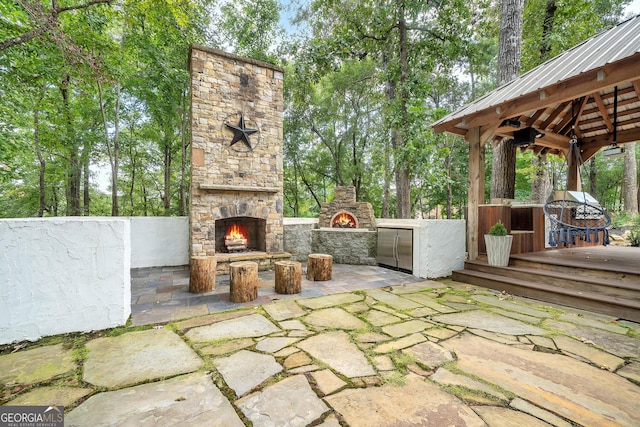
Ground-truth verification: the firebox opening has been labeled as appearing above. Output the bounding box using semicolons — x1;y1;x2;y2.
215;217;266;253
331;211;358;228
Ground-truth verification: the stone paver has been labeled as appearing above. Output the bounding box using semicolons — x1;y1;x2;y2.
66;373;244;427
558;312;629;334
0;344;75;386
7;386;92;407
83;329;203;388
473;295;552;318
402;341;453;368
472;406;552;427
200;337;254;356
432;368;507;401
255;337;299;353
488;307;541;324
297;331;375;378
544;319;640;358
443;334;640;427
297;293;363;310
214;350;282;397
366;288;422;310
389;280;447;294
185;313;280;342
402;293;458;313
364;309;401;326
617;361;640;383
510;398;571;427
433;310;546;335
527;335;557;350
235;375;328;427
316;415;341;427
311;369;347;395
303;307;366;330
284;351;313;369
553;335;625;371
278;319;306;330
325;374;485;427
382;319;430;337
373;333;427;353
263;300;306;321
424;328;459;340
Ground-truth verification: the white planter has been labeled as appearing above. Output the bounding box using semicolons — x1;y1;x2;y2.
484;234;513;267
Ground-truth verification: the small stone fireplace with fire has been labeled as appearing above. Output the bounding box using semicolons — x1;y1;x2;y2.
189;46;289;271
318;186;376;230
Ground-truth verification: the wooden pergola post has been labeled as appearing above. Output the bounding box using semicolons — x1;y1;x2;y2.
467;127;483;261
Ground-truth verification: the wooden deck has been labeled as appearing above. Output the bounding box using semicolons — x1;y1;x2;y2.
453;246;640;322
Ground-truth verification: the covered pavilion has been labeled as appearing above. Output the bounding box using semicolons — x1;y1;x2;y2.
432;14;640;260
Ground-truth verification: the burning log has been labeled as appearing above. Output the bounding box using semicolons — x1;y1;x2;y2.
225;224;249;252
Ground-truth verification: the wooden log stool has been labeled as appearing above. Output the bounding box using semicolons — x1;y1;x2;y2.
306;253;333;281
275;261;302;294
229;261;258;303
189;256;217;293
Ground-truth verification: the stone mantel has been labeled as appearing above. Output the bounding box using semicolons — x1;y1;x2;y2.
198;184;280;193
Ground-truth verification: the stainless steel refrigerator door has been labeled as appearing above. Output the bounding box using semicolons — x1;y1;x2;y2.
396;228;413;272
377;228;398;268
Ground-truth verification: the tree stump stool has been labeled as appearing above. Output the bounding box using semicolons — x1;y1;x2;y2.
306;253;333;281
189;256;217;293
229;261;258;303
275;261;302;294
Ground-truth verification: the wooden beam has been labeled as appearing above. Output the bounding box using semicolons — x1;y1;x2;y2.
592;92;614;132
532;132;572;153
467;127;482;261
451;53;640;132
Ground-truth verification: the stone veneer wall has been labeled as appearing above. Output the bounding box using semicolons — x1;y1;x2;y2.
318;186;376;230
189;45;285;256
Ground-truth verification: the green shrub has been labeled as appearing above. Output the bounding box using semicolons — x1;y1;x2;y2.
488;220;508;236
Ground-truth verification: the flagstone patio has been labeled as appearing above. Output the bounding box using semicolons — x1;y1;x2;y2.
2;265;640;426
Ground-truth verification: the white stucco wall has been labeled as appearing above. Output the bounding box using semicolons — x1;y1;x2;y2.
376;219;466;278
129;216;189;268
0;218;131;344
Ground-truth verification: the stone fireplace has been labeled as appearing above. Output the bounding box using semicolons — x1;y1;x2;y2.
318;186;376;230
189;46;285;260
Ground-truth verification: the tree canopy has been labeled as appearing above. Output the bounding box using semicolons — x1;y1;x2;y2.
0;0;637;219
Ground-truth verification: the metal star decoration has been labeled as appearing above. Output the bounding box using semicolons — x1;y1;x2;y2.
225;114;258;150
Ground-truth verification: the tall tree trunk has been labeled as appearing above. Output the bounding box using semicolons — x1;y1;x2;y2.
623;141;638;214
491;0;524;200
531;153;551;202
34;99;46;217
531;1;556;201
382;135;392;218
589;157;597;196
82;144;90;215
60;74;81;215
394;2;411;218
163;133;173;214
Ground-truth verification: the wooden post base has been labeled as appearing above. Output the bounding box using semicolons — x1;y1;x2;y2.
189;256;217;293
306;253;333;281
229;261;258;303
275;261;302;294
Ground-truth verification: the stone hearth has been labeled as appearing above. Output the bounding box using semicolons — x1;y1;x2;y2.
189;46;286;260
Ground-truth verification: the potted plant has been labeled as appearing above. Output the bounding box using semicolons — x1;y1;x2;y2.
485;220;513;267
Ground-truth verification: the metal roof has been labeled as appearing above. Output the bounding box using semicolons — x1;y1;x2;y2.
432;14;640;158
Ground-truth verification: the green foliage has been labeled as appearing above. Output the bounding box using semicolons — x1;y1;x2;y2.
630;215;640;247
488;220;508;236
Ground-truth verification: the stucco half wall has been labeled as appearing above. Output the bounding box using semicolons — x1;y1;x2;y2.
0;218;131;344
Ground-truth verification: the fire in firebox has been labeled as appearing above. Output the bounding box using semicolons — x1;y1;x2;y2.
332;212;357;228
225;224;249;252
